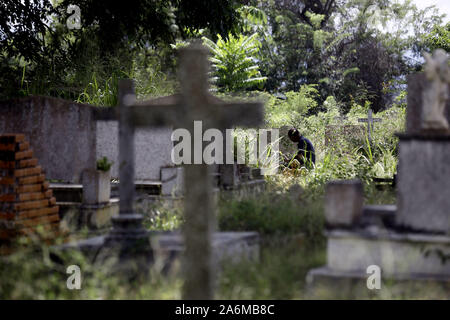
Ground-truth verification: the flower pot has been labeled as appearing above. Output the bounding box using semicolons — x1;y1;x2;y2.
82;169;111;204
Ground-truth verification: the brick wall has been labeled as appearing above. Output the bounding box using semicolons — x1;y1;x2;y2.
0;134;60;250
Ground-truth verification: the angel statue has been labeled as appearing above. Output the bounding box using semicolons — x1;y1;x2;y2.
421;49;450;131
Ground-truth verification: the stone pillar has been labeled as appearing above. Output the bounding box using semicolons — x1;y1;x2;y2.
396;73;450;234
104;80;149;248
396;135;450;233
325;180;364;227
161;167;184;196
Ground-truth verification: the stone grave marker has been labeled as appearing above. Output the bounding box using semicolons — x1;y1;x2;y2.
358;109;382;142
324;125;365;149
93;43;263;299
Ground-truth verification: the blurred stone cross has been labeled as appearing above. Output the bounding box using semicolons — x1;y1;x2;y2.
358;109;381;142
94;43;263;299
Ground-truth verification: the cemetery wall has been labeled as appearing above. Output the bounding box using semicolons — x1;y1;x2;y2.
0;96;174;183
0;96;96;183
96;122;174;181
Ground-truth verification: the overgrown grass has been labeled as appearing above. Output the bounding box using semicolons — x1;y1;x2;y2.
0;243;182;299
218;240;325;299
218;193;324;244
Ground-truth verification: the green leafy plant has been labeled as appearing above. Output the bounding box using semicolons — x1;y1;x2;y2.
96;156;113;172
202;33;267;92
76;73;119;106
424;22;450;52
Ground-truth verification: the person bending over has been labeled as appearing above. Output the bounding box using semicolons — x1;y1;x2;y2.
287;128;315;168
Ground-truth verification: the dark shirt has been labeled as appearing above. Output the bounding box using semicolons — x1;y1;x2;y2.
297;136;315;165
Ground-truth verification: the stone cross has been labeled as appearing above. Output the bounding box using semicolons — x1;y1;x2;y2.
358;109;381;142
94;43;263;299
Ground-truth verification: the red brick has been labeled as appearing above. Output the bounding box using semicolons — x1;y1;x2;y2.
18;142;30;151
16;206;59;220
15;166;41;178
44;190;53;198
0;194;15;202
49;197;56;206
19;222;60;238
18;174;45;185
0;177;14;185
15;150;33;160
18;158;38;168
0;144;15;151
16;214;59;228
0;134;25;143
42;181;49;190
0;212;15;220
0;161;15;169
18;192;46;202
17;184;41;193
14;199;49;211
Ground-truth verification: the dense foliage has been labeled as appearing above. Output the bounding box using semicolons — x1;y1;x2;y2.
203;33;267;92
424;22;450;52
0;0;241;100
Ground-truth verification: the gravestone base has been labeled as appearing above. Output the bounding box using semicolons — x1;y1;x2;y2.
306;266;450;299
221;179;266;197
58;199;119;236
111;181;162;198
306;225;450;299
55;231;260;274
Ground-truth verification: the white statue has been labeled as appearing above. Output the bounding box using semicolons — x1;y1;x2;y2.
421;49;450;131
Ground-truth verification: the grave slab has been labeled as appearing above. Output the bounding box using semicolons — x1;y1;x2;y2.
59;199;119;235
306;227;450;299
56;231;260;271
306;266;450;299
326;229;450;277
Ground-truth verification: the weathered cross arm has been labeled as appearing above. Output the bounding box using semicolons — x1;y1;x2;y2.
129;104;182;127
216;102;264;128
358;118;382;123
92;95;184;127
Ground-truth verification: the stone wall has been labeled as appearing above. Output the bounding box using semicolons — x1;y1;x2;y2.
96;122;173;181
0;96;96;183
0;96;175;183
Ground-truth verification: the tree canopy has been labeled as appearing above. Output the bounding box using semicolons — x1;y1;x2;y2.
1;0;448;112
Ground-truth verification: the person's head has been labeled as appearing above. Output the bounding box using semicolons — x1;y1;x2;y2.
288;127;301;142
